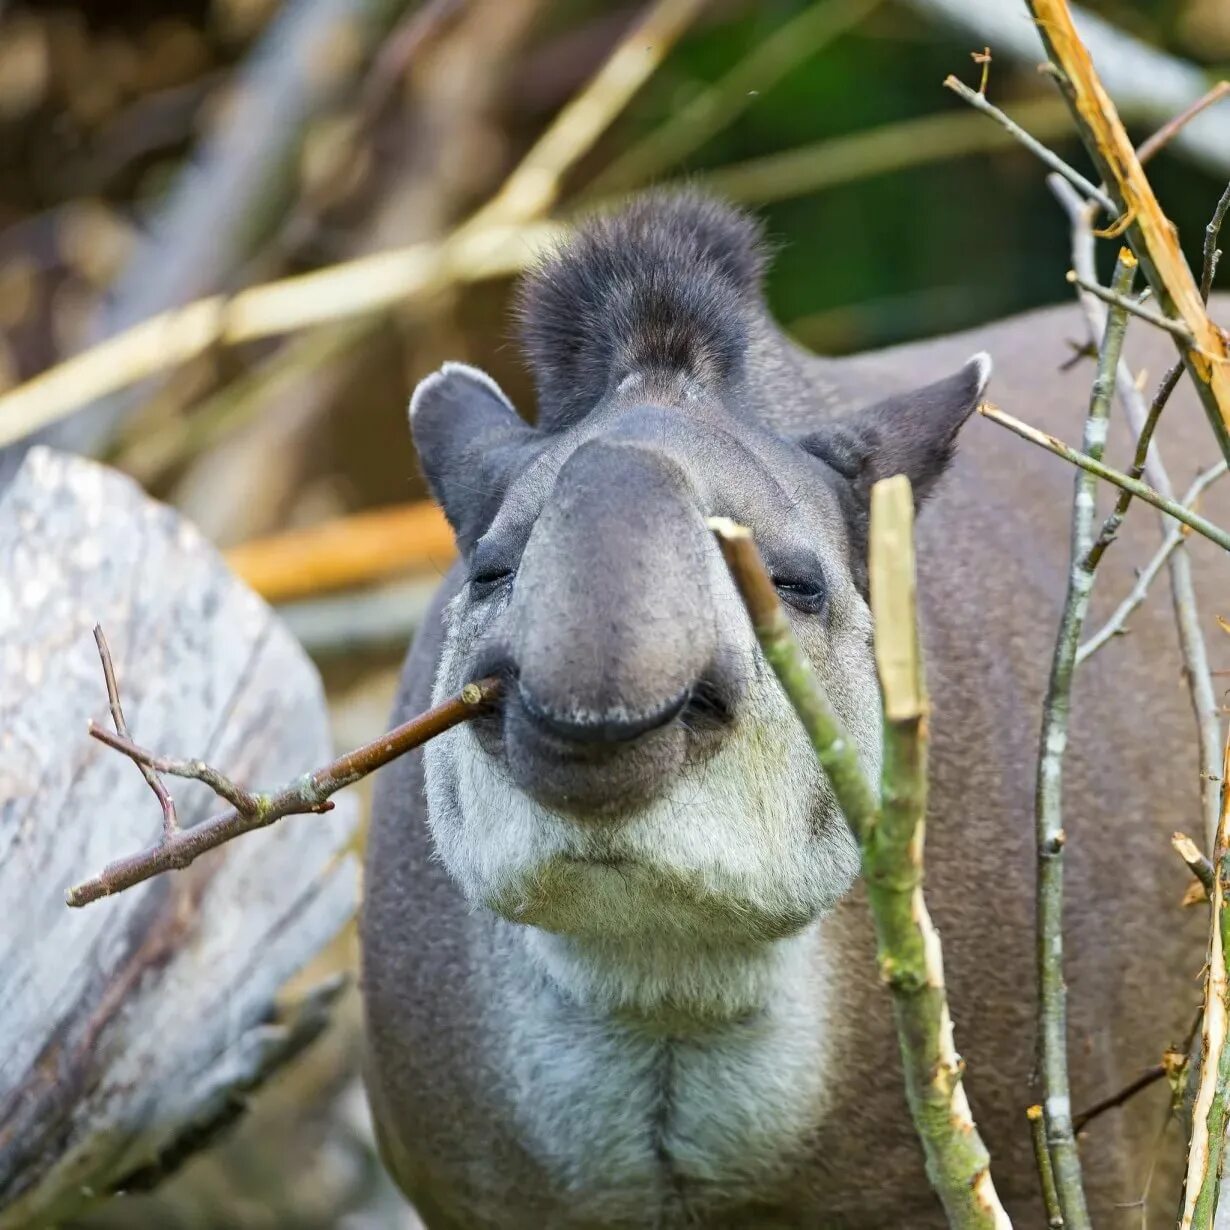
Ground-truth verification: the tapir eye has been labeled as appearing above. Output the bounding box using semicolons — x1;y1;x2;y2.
772;575;827;615
469;563;515;599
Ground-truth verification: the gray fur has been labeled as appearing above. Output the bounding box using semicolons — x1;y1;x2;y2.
363;193;1228;1227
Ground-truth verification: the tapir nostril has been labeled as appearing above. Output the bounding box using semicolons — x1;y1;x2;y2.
517;682;690;745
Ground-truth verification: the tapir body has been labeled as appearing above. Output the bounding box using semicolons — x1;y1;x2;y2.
361;193;1229;1227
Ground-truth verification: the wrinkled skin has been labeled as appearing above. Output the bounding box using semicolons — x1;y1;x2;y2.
362;193;1228;1228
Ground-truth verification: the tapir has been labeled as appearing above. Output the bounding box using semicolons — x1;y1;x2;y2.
361;190;1229;1227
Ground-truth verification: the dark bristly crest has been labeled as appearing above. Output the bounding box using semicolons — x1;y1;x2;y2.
517;190;767;430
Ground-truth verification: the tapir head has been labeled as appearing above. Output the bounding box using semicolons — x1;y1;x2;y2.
411;194;989;954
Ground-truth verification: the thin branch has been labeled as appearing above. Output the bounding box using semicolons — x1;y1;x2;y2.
1076;463;1227;664
1028;1105;1065;1228
1025;0;1230;463
68;644;500;908
1030;250;1136;1230
1082;362;1183;572
711;504;1011;1228
978;404;1230;555
92;626;179;840
1053;168;1224;849
1136;82;1230;167
942;74;1114;213
1065;272;1195;344
1174;832;1216;896
1202;180;1230;305
1071;1065;1168;1134
1180;733;1230;1229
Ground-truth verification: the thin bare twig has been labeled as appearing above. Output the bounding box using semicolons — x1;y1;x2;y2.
1136;82;1230;167
1180;733;1230;1228
1072;1065;1169;1135
978;404;1230;555
1082;361;1183;571
1031;250;1137;1230
1065;272;1195;344
92;626;179;840
1076;463;1227;663
1053;171;1224;849
942;74;1114;213
1028;1105;1065;1228
1202;181;1230;305
68;637;501;908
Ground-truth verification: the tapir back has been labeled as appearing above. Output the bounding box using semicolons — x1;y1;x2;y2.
363;294;1230;1227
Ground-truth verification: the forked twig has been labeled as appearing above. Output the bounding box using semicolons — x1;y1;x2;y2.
93;626;179;840
69;629;500;907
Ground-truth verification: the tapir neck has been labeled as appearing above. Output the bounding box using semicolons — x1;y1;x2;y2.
516;917;831;1029
482;914;841;1219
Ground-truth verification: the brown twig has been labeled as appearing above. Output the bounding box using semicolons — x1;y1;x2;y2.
1071;1065;1168;1134
92;626;179;840
1135;82;1230;167
68;638;500;907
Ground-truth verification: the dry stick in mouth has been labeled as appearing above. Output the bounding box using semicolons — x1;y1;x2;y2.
67;627;500;907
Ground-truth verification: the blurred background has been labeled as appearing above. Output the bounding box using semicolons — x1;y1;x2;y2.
0;0;1226;1224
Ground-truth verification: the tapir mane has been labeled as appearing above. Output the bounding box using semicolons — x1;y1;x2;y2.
516;190;768;431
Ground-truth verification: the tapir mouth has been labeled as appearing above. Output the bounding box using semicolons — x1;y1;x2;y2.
463;666;735;821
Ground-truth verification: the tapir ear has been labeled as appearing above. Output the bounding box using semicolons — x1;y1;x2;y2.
798;352;991;508
410;362;536;552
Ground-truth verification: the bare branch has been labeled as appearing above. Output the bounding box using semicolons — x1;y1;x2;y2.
1136;82;1230;167
68;641;500;908
1077;463;1227;663
1053;170;1225;846
1027;1106;1065;1228
1030;249;1138;1230
1071;1065;1169;1134
1180;733;1230;1229
1203;181;1230;305
92;625;179;840
1064;272;1195;343
978;404;1230;555
942;74;1114;213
